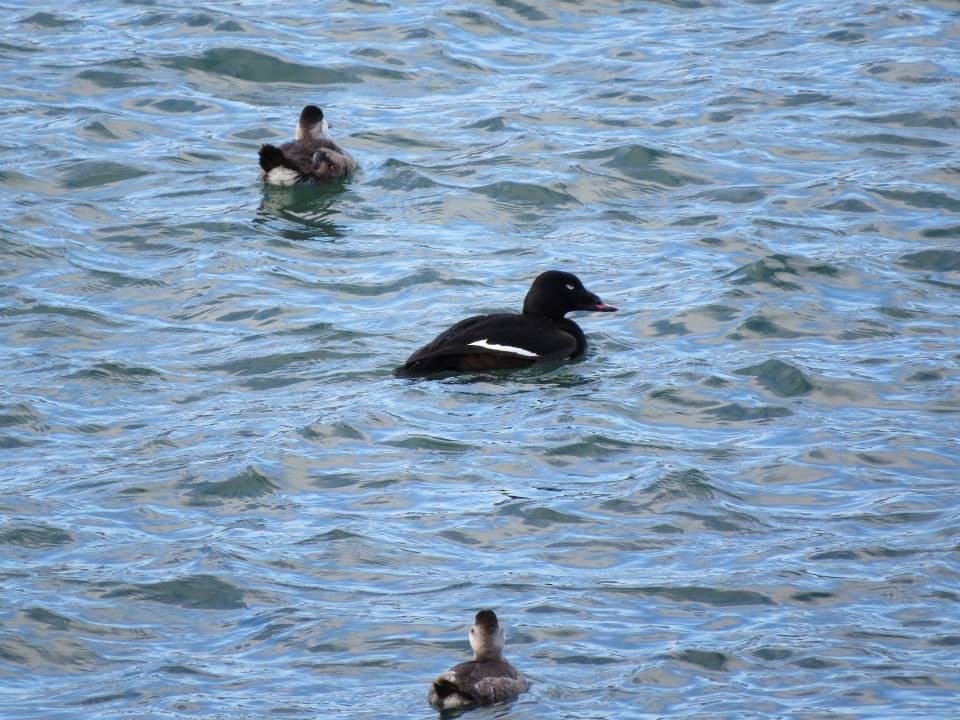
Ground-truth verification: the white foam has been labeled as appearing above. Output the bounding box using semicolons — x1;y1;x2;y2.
264;167;300;186
468;339;538;357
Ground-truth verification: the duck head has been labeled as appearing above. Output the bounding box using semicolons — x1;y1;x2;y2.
469;609;506;661
296;105;330;140
522;270;618;320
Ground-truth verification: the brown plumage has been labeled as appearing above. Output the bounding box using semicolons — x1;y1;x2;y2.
428;610;529;710
259;105;357;185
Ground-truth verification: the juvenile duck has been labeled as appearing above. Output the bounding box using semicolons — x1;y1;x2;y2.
259;105;357;185
428;610;529;710
396;270;618;377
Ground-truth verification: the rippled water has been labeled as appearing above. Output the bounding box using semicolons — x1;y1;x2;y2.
2;1;959;718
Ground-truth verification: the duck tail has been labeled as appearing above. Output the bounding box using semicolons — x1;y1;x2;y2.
258;144;308;183
432;678;461;700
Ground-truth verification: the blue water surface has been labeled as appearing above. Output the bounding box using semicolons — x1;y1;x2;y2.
1;1;959;718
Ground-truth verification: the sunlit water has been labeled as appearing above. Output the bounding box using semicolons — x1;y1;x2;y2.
1;1;959;718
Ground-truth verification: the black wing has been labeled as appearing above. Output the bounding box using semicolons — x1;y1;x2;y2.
395;314;578;377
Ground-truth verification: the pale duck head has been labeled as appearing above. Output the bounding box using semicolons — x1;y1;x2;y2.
469;609;506;661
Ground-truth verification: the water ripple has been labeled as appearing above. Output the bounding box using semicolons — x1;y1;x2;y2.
1;1;958;718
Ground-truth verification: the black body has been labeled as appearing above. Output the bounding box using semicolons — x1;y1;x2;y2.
396;270;617;377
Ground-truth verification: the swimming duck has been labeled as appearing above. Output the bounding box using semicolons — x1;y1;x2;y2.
395;270;617;377
258;105;357;185
428;610;529;710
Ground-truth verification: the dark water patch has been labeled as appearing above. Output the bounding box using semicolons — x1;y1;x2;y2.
352;131;451;150
302;420;366;442
82;268;166;289
841;133;948;149
575;144;706;188
25;607;76;631
444;9;518;36
71;690;142;707
75;70;143;89
132;97;219;115
672;214;721;226
19;12;80;28
24;608;151;639
70;362;163;384
753;218;845;237
790;591;836;604
188;466;279;503
781;91;835;106
824;29;867;43
727;254;841;290
809;549;858;560
199;349;345;376
471;181;579;207
921;225;960;239
465;114;511;131
704;403;792;421
854;112;958;130
499;504;586;528
367;160;441;191
545;434;635;458
0;635;105;673
672;649;730;671
384;435;472;452
863;60;953;85
163;48;408;84
835;321;896;341
871;188;960;212
0;435;36;449
610;584;774;607
876;306;924;320
651;319;687;336
819;198;877;213
702;376;730;388
729;314;806;339
905;369;941;382
160;663;218;677
648;388;716;408
76;118;152;142
58;161;148;189
646;469;734;503
0;402;48;432
734;358;813;397
753;647;792;661
491;0;549;22
301;529;364;543
551;653;621;665
0;301;139;326
794;656;838;669
328;268;479;297
103;574;247;609
0;523;73;548
898;249;960;272
701;187;767;204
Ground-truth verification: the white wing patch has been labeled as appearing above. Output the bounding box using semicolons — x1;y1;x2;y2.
264;166;301;186
469;339;538;358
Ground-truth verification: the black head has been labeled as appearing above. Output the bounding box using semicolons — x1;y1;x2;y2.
299;105;324;127
522;270;618;320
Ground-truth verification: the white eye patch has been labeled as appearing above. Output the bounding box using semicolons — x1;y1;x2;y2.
565;283;575;290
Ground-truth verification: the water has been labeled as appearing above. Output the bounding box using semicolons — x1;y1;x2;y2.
1;1;959;717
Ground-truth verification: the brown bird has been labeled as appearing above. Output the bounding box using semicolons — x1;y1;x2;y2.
428;610;530;710
259;105;357;185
